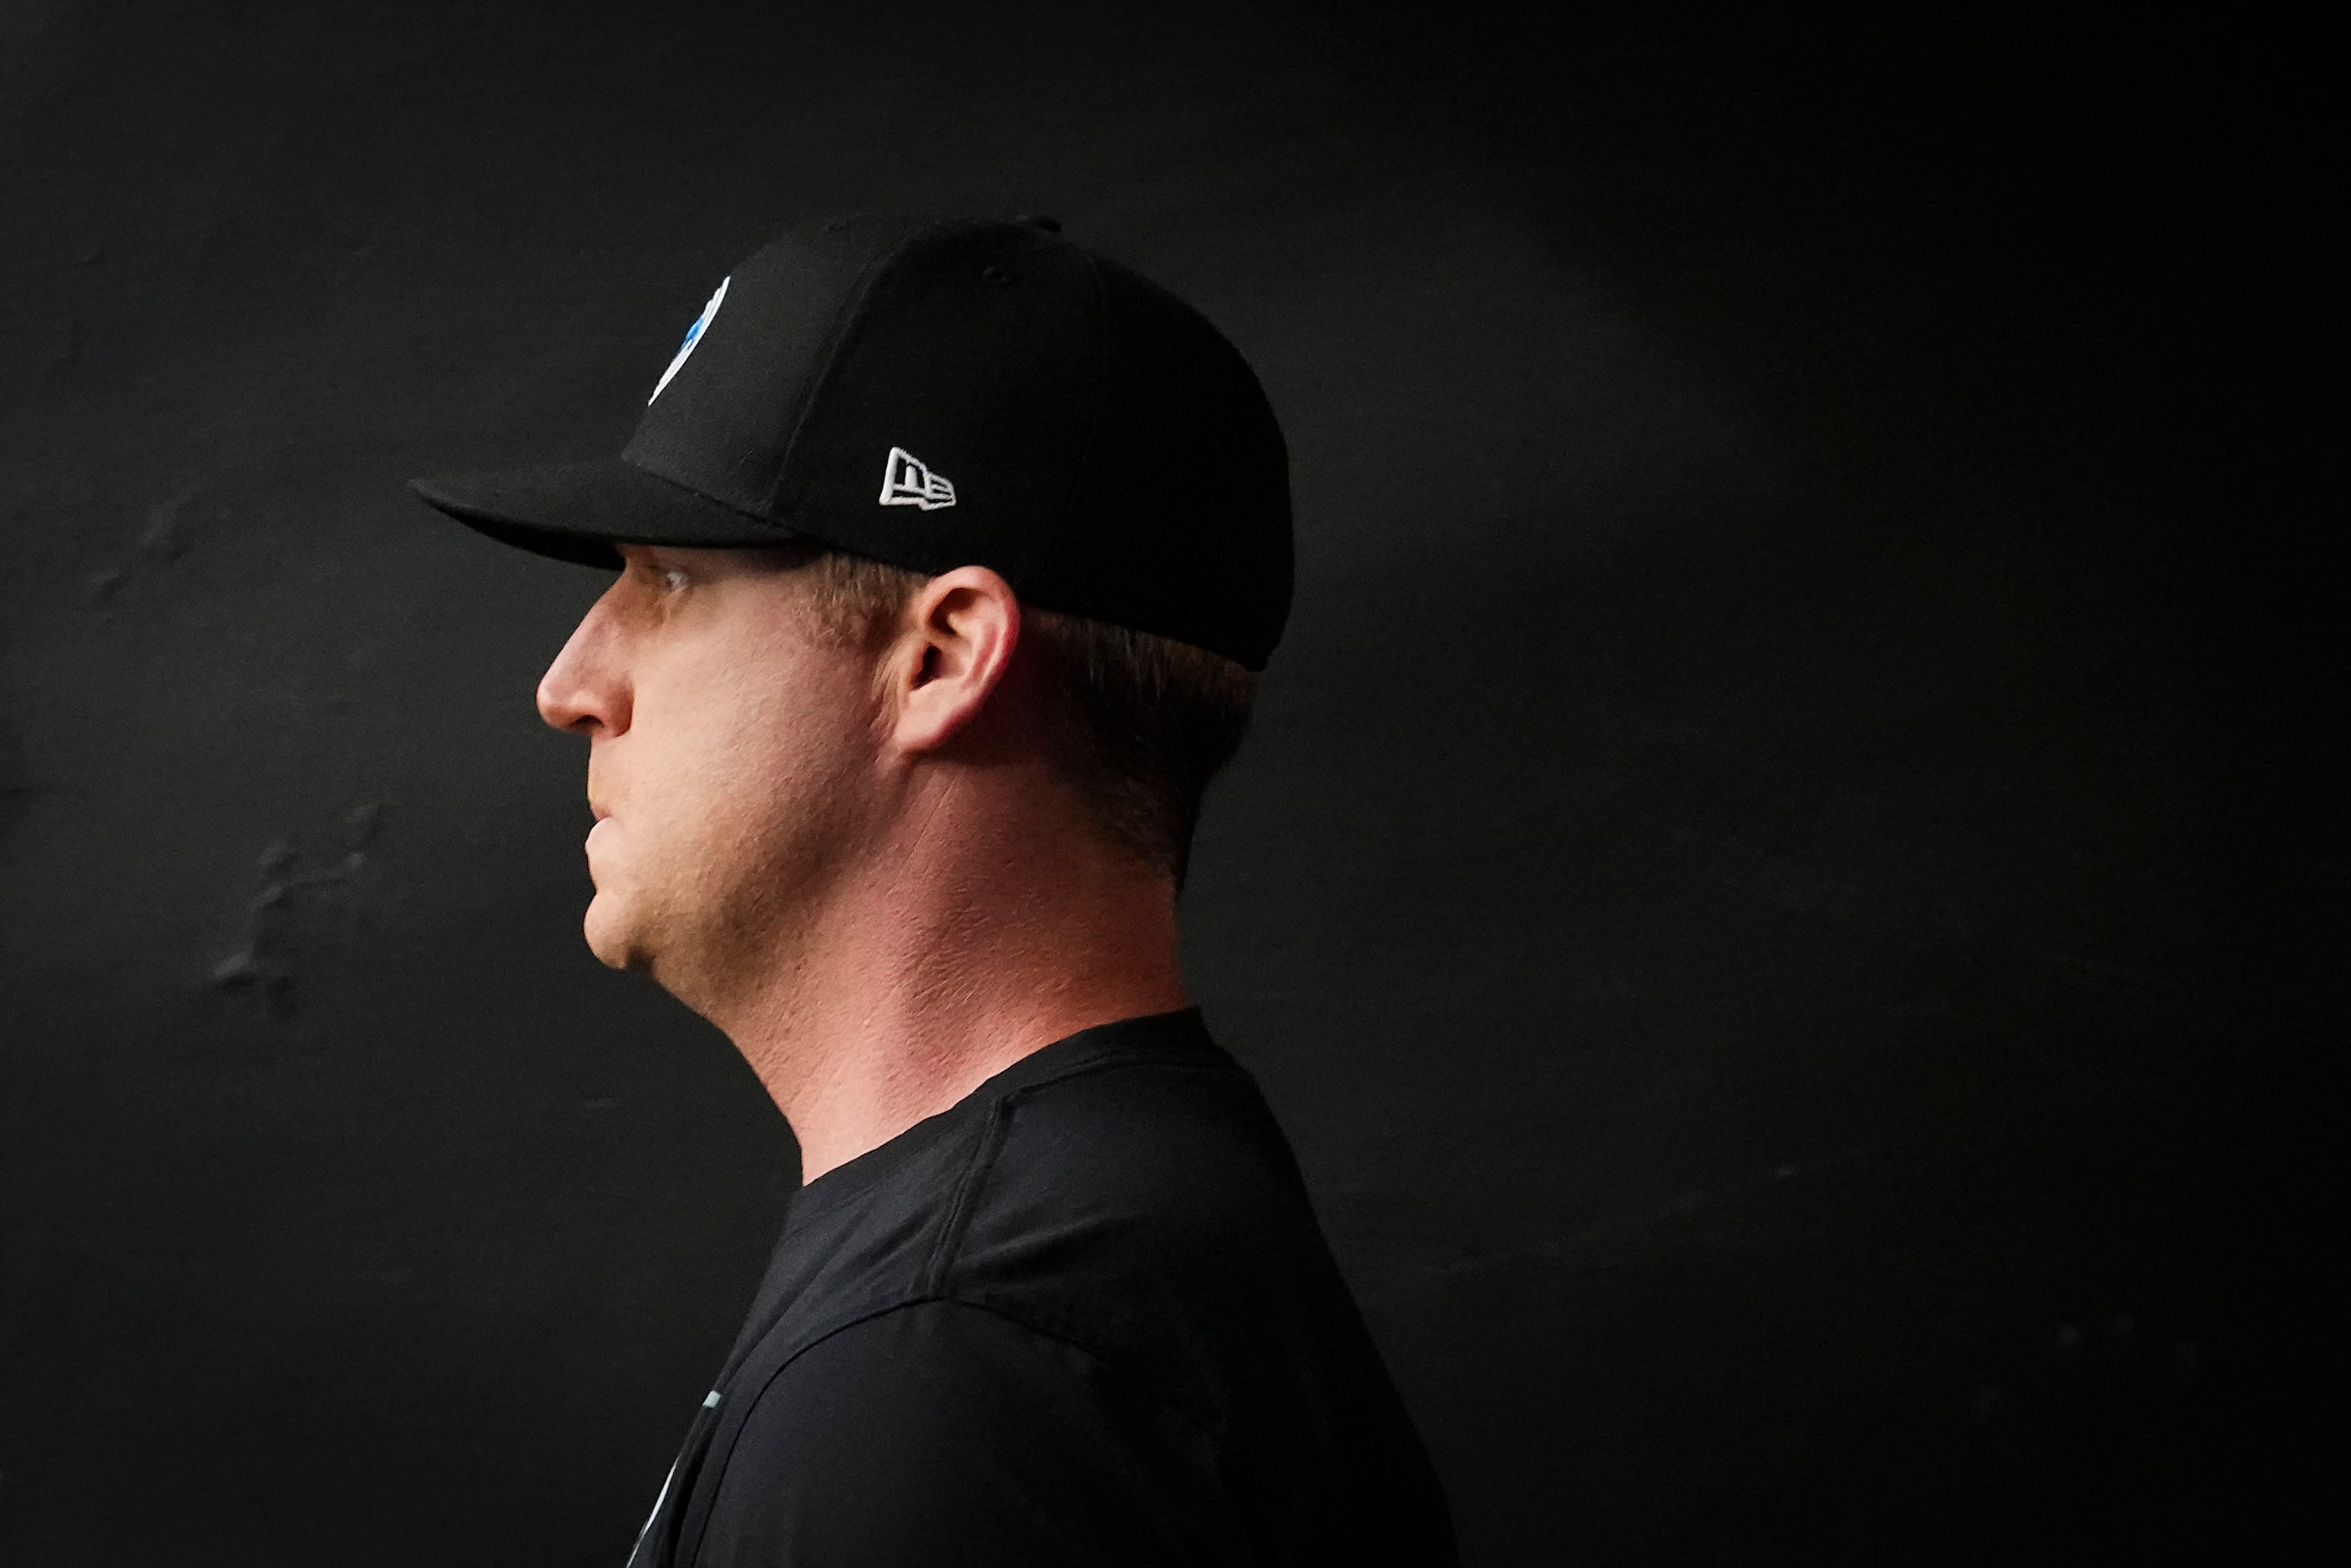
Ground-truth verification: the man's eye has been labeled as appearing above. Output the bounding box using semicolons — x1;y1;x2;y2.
661;568;690;591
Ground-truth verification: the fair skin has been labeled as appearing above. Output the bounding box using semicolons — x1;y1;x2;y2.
535;544;1188;1182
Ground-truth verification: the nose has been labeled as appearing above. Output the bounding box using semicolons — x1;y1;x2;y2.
536;596;631;737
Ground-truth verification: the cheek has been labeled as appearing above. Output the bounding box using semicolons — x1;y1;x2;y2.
670;651;874;867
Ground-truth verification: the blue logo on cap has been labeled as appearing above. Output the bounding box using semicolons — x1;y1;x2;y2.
648;276;729;404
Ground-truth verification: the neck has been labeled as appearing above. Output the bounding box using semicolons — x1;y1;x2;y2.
706;799;1188;1184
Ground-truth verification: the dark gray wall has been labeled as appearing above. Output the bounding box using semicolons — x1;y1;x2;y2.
1;3;2330;1562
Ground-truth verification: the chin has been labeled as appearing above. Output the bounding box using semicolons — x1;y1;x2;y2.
581;893;651;973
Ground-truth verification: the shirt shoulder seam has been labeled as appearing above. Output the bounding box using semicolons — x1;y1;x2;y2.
920;1100;1011;1292
919;1054;1239;1292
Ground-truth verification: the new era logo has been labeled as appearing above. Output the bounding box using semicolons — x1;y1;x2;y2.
879;447;956;511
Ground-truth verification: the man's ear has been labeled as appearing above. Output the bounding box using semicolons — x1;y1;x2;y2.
884;565;1023;756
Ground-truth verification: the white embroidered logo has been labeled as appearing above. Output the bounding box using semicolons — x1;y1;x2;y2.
879;446;956;510
647;276;729;404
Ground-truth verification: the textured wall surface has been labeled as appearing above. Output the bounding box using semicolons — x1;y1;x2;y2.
0;3;2330;1562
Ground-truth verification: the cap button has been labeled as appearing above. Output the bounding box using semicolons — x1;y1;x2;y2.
1013;213;1061;233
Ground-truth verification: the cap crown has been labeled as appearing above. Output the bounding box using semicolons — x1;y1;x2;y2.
622;216;1290;669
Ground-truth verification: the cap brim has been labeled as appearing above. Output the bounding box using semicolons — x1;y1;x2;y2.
410;459;803;569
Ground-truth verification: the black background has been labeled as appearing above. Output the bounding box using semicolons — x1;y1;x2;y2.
0;3;2333;1562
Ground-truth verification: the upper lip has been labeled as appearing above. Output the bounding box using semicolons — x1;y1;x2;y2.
590;801;611;822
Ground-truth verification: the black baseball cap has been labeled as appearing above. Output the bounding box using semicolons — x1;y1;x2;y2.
410;214;1292;670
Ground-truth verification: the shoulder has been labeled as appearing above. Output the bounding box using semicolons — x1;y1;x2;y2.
927;1036;1368;1435
957;1039;1330;1290
693;1299;1248;1567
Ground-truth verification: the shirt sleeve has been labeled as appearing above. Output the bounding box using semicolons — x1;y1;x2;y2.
687;1298;1251;1567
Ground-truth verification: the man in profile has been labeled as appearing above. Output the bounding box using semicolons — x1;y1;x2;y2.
412;213;1454;1565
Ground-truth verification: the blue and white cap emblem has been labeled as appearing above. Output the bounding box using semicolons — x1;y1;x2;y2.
648;276;729;404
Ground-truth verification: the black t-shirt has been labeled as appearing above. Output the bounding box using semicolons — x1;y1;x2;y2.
625;1008;1457;1566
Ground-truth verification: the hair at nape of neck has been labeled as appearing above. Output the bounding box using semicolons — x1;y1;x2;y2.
803;548;1254;887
